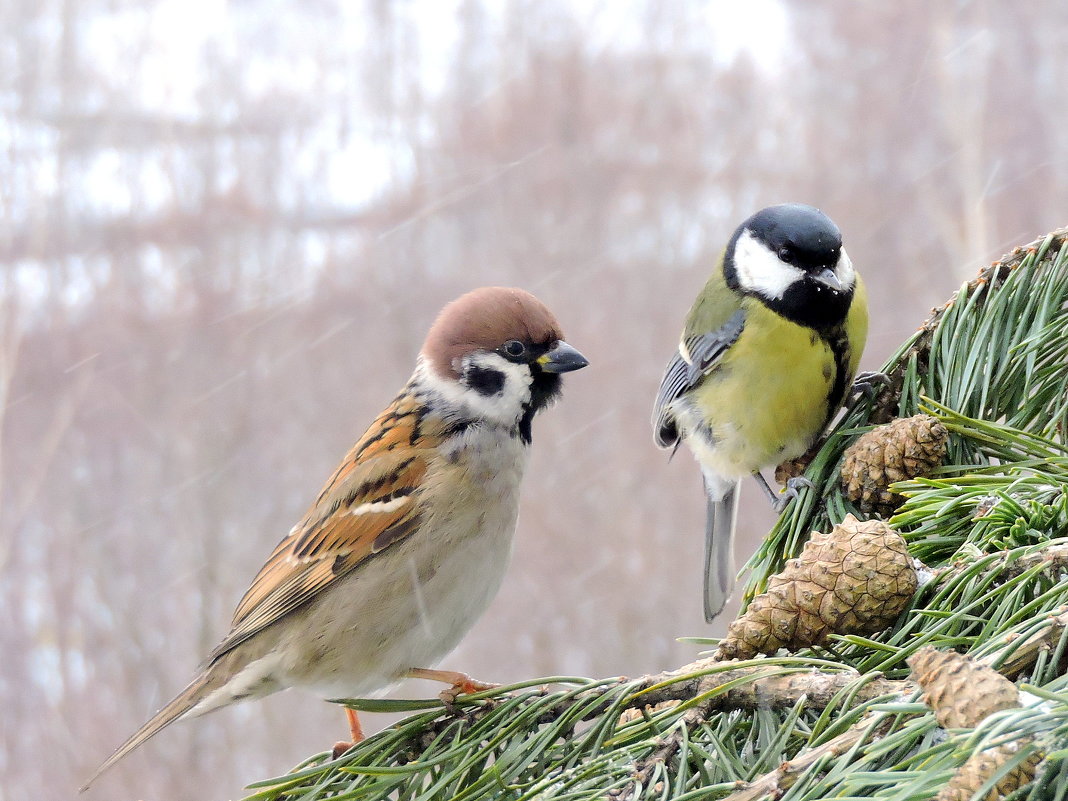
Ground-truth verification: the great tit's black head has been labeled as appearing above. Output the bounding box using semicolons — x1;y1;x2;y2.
745;204;842;272
724;203;856;331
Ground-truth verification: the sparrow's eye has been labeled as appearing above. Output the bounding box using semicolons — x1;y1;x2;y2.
777;247;793;263
502;340;527;359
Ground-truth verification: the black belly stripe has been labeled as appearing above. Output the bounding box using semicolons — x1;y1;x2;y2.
822;326;852;426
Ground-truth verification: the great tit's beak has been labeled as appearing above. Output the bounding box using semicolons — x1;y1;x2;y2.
536;341;589;373
812;267;844;292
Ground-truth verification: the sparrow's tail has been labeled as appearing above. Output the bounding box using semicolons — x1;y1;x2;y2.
702;479;739;623
80;670;217;792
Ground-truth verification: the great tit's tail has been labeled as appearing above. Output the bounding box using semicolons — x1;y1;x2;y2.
702;478;739;622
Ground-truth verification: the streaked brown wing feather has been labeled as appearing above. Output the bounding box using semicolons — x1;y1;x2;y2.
209;390;442;661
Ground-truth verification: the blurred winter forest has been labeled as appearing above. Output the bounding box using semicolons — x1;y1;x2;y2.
5;1;1068;798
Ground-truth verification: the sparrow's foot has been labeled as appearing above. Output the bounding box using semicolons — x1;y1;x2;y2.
754;472;814;512
407;667;500;711
852;370;892;399
330;708;365;759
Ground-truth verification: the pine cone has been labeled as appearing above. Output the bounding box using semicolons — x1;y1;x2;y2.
716;515;917;660
907;647;1020;729
936;740;1041;801
841;414;948;515
774;450;815;485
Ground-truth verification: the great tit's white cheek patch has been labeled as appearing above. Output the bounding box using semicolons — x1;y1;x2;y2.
836;248;856;290
734;229;804;300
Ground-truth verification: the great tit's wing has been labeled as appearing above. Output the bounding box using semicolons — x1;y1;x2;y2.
207;390;441;663
680;308;747;377
652;308;746;448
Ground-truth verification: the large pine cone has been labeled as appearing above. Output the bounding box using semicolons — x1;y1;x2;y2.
841;414;948;515
716;515;917;660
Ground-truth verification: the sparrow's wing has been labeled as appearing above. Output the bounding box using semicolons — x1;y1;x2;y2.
209;391;440;661
652;308;746;448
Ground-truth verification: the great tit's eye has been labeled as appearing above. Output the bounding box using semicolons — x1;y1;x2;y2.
502;340;527;358
777;246;793;263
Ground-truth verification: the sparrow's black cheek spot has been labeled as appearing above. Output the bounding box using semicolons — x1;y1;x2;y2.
465;365;506;396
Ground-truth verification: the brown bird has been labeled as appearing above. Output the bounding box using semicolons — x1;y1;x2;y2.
83;286;588;790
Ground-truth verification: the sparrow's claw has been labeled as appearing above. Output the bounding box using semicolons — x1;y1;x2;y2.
407;667;499;712
439;676;499;711
851;370;891;399
331;741;354;760
330;708;365;759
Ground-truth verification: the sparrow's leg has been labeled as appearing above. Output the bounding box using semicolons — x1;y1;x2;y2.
331;708;366;759
407;667;499;708
753;472;813;512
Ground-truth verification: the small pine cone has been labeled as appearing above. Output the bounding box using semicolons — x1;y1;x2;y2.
716;515;917;660
775;450;815;485
907;647;1020;729
936;740;1041;801
841;414;948;515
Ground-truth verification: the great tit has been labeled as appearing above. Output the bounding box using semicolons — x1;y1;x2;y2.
652;204;868;622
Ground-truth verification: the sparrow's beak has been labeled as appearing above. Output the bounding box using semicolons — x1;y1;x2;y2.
537;341;589;373
812;267;844;292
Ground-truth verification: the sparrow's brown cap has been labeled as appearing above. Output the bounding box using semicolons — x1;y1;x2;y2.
423;287;565;378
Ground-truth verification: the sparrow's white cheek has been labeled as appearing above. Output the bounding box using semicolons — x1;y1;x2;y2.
415;354;533;428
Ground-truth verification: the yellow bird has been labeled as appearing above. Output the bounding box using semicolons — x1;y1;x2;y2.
653;204;868;621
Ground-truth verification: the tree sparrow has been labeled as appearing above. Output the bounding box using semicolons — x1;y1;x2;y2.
83;286;588;789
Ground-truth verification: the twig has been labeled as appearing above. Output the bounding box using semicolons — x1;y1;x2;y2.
721;714;892;801
608;697;719;801
980;607;1068;679
406;661;903;755
1000;545;1068;580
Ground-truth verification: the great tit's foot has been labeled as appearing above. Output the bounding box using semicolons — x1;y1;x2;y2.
852;371;891;399
754;472;813;511
775;476;815;512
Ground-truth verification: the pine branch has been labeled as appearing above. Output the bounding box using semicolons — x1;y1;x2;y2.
866;227;1068;425
722;605;1068;801
721;714;894;801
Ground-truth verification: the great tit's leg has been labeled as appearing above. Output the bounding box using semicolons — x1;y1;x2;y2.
851;370;891;399
753;472;813;512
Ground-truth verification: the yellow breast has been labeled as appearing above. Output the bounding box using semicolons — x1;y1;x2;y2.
689;302;838;477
